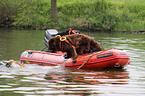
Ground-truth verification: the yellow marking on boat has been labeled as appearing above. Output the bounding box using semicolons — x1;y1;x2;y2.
25;61;30;64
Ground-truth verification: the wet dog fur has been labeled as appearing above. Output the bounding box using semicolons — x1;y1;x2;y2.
48;34;103;63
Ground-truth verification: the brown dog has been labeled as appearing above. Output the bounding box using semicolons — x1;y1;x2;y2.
48;34;103;63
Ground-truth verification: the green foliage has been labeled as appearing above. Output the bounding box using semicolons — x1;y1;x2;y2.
0;0;144;31
13;0;51;29
56;0;145;31
0;0;20;27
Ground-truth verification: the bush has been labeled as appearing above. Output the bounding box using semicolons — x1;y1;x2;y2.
0;0;20;27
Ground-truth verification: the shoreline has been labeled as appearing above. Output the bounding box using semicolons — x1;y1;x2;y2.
0;27;145;34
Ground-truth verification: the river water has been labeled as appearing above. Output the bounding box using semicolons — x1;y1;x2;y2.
0;29;145;96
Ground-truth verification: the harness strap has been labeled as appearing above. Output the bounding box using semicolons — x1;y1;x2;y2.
64;39;75;49
72;30;76;34
68;28;78;35
68;28;72;35
59;41;62;49
59;36;75;49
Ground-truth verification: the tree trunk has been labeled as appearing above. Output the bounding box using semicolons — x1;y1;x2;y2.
51;0;57;19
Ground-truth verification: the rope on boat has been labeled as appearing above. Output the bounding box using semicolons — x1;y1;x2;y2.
59;49;108;69
77;52;97;69
77;49;108;69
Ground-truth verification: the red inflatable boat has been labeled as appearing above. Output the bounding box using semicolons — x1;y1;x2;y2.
20;48;130;69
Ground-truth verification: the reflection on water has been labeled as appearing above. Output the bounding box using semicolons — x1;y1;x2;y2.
0;29;145;95
45;69;129;85
44;69;129;95
0;63;129;95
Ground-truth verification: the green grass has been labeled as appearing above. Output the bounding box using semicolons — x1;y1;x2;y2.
56;0;145;31
0;0;145;31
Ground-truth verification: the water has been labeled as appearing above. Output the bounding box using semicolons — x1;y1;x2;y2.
0;29;145;96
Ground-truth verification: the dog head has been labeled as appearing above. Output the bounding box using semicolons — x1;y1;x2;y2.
56;28;80;36
48;36;61;52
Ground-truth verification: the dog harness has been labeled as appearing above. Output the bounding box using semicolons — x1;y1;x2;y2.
59;36;75;49
68;28;78;35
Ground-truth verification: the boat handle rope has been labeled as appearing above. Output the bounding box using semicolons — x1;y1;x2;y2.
77;52;97;69
59;49;108;69
77;49;108;69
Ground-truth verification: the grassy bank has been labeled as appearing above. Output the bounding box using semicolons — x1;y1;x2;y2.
0;0;145;31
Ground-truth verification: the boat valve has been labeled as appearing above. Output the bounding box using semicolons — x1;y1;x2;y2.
114;63;120;68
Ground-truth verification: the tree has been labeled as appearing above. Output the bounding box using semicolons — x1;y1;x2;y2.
51;0;57;19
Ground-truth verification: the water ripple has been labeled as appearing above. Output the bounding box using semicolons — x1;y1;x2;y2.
1;31;145;96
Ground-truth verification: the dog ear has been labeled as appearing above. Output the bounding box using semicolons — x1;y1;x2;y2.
48;39;55;50
48;37;61;52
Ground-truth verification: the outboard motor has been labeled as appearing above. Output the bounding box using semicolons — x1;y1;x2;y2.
43;29;58;48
